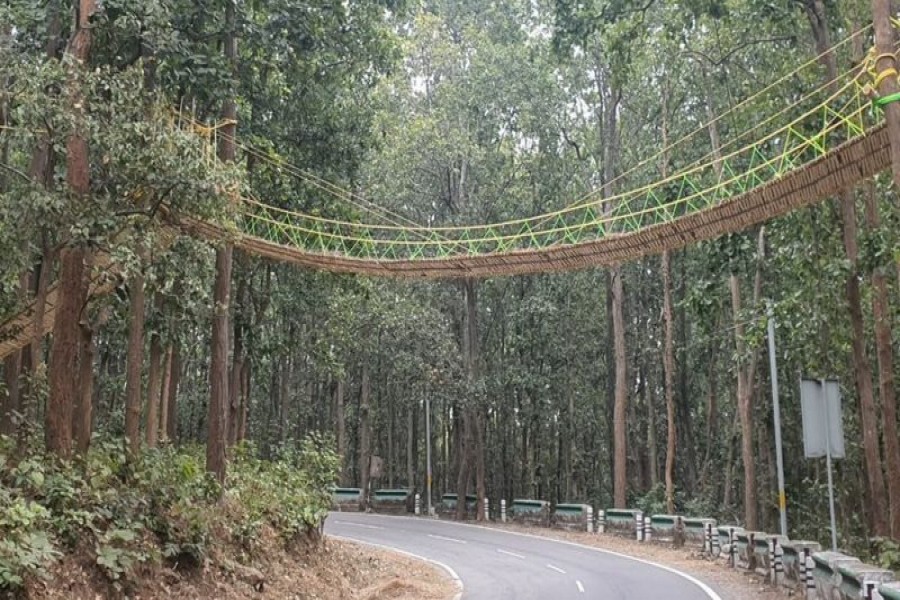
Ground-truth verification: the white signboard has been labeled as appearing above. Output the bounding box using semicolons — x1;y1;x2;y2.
800;378;845;459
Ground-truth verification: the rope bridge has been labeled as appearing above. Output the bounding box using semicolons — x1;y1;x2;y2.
0;26;896;358
178;55;888;277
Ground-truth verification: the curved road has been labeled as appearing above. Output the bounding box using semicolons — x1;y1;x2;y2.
324;512;722;600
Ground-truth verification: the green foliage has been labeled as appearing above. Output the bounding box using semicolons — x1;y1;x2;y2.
871;538;900;573
0;435;336;591
230;435;340;547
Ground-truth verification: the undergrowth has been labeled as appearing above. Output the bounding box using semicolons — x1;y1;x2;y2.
0;434;338;595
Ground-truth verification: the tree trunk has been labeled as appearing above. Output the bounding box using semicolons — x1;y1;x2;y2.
839;190;888;535
730;228;766;531
335;379;348;484
455;410;473;520
359;363;372;510
146;321;162;448
207;0;237;485
124;265;146;457
732;273;757;530
407;400;417;490
159;345;173;443
2;353;20;435
870;0;900;187
611;266;628;508
166;341;180;441
864;184;900;540
643;363;659;489
237;359;250;442
73;321;94;454
207;244;231;484
47;247;85;458
808;0;890;538
228;270;245;446
46;0;95;459
662;250;677;513
29;241;52;378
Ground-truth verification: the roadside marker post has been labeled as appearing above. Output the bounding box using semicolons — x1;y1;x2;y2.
500;499;507;523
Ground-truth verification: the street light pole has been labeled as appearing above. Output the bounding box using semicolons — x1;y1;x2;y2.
767;305;788;536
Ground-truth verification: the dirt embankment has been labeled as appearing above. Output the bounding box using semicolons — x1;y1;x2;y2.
23;537;457;600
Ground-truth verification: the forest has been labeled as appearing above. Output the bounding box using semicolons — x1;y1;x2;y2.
2;0;900;592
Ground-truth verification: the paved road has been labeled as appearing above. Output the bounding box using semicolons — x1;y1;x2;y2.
324;512;721;600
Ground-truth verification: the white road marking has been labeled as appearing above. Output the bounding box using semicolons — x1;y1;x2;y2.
497;548;525;559
332;520;384;530
328;513;724;600
576;580;585;593
428;534;468;544
546;563;566;574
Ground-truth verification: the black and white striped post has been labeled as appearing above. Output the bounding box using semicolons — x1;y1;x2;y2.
415;493;421;515
586;506;594;533
865;582;877;600
484;497;490;521
769;537;783;585
804;553;815;598
598;510;606;533
500;499;507;523
729;529;738;569
636;512;645;542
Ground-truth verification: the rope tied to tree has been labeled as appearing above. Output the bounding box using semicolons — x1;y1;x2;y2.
860;47;900;108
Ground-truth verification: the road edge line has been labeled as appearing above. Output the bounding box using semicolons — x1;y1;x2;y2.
442;521;723;600
328;533;464;600
334;514;722;600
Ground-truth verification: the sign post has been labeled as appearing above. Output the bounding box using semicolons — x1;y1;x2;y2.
800;378;845;550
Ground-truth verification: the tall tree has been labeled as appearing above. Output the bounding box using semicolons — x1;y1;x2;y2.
47;0;96;458
207;0;238;485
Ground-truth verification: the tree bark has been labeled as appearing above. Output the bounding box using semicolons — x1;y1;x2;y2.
165;341;180;441
659;85;677;513
359;362;372;510
159;345;173;443
47;247;85;458
124;267;146;457
46;0;95;460
611;266;628;508
228;269;246;446
207;0;238;485
237;359;250;442
806;0;889;536
335;379;348;484
863;184;900;540
730;228;766;531
870;0;900;187
207;244;232;484
146;319;163;448
840;191;888;535
73;320;94;454
662;251;677;513
407;399;418;490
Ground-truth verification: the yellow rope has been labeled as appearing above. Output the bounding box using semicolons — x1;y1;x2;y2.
236;75;861;235
548;23;873;215
173;25;871;235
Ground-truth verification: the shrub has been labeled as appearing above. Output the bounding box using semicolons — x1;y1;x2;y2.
0;433;339;592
